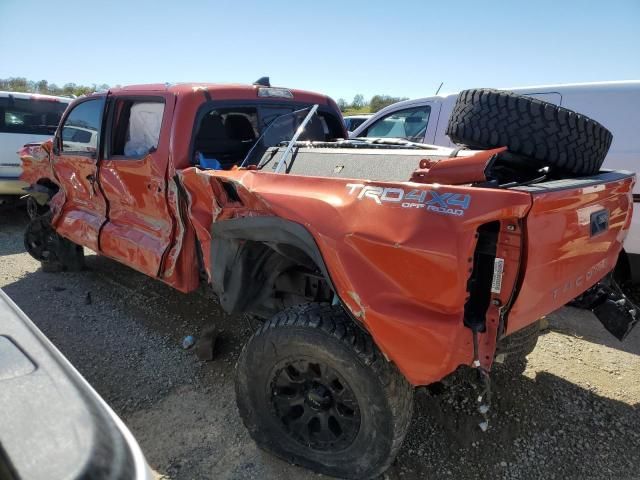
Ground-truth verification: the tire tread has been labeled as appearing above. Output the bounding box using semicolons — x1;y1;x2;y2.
445;88;613;176
236;303;413;479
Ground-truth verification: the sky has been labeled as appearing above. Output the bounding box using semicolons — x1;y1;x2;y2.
1;0;639;102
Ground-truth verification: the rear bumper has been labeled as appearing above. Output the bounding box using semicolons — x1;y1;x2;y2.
573;274;638;340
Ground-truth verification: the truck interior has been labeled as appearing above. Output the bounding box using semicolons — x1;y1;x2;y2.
191;104;344;170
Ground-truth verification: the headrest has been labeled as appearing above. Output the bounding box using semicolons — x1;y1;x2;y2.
225;114;255;141
198;114;226;139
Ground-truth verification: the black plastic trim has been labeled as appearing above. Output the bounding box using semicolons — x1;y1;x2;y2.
513;170;634;193
210;216;336;313
464;221;500;333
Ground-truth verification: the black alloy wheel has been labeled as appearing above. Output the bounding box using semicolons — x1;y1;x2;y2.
270;359;361;451
235;303;414;479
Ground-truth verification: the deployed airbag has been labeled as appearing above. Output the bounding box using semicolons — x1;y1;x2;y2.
124;102;164;157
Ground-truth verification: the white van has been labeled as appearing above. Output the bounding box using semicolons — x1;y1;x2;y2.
351;81;640;282
0;91;71;203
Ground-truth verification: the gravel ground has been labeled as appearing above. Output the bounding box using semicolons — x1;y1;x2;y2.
1;207;639;480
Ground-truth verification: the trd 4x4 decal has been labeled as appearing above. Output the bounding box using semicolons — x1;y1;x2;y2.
345;183;471;217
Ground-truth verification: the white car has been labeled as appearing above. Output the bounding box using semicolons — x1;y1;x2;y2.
0;91;71;203
352;81;640;282
61;125;98;153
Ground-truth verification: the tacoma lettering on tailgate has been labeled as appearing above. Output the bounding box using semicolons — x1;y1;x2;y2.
551;259;608;300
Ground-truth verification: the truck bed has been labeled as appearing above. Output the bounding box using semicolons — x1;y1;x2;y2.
259;143;457;181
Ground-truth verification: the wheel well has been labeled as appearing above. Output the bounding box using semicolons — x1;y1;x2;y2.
210;217;335;318
34;179;60;200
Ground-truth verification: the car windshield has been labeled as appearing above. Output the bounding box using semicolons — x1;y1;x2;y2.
363;106;430;143
242;106;318;169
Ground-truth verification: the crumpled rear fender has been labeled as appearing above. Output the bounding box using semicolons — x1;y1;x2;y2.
178;167;533;385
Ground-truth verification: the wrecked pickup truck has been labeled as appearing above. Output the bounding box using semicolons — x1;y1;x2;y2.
21;84;638;479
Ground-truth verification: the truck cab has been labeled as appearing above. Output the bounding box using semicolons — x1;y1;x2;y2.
21;82;345;282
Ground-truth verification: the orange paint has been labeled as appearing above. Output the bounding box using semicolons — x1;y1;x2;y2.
20;83;635;386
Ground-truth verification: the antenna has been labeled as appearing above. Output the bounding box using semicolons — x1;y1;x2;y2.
435;82;444;95
253;76;271;87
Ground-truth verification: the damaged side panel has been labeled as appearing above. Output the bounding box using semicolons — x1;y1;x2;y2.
177;168;533;385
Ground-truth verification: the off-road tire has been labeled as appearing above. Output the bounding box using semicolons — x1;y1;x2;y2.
26;195;49;220
495;320;541;374
446;89;613;177
24;214;84;272
235;303;414;479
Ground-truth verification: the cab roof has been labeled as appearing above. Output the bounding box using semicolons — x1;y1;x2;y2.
107;83;334;105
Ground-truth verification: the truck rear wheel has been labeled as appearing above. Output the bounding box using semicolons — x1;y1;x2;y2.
446;89;613;177
235;303;413;479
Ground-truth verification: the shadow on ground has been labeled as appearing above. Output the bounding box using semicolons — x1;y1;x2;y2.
392;365;639;480
0;206;28;256
548;307;640;356
2;251;244;414
2;253;639;479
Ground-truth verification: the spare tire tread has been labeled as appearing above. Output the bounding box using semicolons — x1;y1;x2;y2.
446;89;613;176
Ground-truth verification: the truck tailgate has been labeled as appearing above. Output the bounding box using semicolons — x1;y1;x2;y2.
506;171;635;334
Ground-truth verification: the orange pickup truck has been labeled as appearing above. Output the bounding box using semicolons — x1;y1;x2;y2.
20;83;638;479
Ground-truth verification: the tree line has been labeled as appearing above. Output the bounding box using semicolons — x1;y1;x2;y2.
0;77;111;97
1;77;407;113
337;94;409;113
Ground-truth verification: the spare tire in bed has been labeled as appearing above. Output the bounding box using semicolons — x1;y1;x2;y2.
445;88;613;177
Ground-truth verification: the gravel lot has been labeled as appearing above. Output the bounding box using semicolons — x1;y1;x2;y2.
1;207;639;480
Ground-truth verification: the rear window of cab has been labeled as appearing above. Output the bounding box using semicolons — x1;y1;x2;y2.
191;102;344;169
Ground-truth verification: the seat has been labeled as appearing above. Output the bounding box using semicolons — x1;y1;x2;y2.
195;114;229;149
194;114;244;166
224;114;256;142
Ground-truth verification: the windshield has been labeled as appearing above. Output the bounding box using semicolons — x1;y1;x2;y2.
242;106;320;169
0;97;68;135
363;106;430;143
